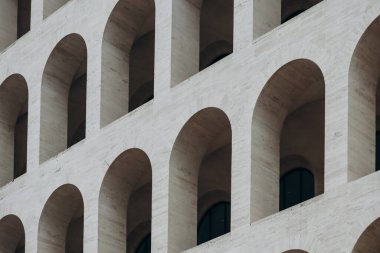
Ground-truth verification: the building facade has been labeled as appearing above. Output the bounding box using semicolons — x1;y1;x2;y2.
0;0;379;252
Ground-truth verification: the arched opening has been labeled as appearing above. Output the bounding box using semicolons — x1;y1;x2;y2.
171;0;233;86
199;0;233;71
101;0;155;127
283;250;309;253
281;0;322;23
251;59;325;221
38;184;84;253
0;74;28;187
43;0;70;18
0;0;31;51
0;215;25;253
251;0;323;39
40;33;87;163
280;168;314;210
135;234;151;253
169;107;232;251
352;218;380;253
349;15;380;180
197;202;230;245
99;148;152;253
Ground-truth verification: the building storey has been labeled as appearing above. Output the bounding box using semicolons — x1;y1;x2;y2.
0;0;379;252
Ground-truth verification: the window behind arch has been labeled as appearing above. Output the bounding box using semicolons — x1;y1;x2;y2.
376;131;380;171
135;234;151;253
280;168;315;210
197;202;230;245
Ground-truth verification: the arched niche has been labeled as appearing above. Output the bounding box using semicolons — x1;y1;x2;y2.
0;215;25;253
283;250;309;253
348;15;380;181
0;0;31;51
251;0;323;39
43;0;70;19
352;218;380;253
98;148;152;253
38;184;84;253
251;59;325;221
168;107;232;251
39;33;87;163
171;0;233;86
0;74;28;186
281;0;322;23
101;0;155;127
199;0;233;71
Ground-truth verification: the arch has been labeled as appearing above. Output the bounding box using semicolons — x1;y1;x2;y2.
98;148;152;253
43;0;70;18
348;15;380;181
0;0;31;51
251;0;323;40
281;0;322;23
280;168;315;210
199;0;233;70
0;215;25;253
169;107;232;251
197;201;230;245
0;74;28;186
40;33;87;163
283;250;309;253
352;217;380;253
135;234;151;253
199;40;233;71
170;0;233;86
101;0;155;127
251;59;325;221
38;184;84;253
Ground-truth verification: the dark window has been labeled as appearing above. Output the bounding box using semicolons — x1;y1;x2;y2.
376;131;380;171
136;234;151;253
282;9;306;23
17;0;31;38
280;168;315;210
208;53;231;67
197;202;230;245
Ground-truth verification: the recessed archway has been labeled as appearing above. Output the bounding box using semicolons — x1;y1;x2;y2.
40;33;87;163
281;0;323;23
101;0;155;127
349;15;380;180
0;74;28;186
0;0;31;51
38;184;84;253
352;218;380;253
251;59;325;221
99;148;152;253
199;0;233;71
0;215;25;253
283;250;309;253
169;107;232;251
43;0;70;18
171;0;233;86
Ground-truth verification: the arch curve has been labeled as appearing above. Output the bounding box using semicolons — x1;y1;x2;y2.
251;58;325;221
352;217;380;253
99;148;152;253
348;14;380;181
40;33;87;163
38;184;84;253
101;0;156;127
0;73;28;186
169;107;232;251
0;214;25;253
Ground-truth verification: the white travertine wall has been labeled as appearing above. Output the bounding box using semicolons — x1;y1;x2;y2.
0;0;379;252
